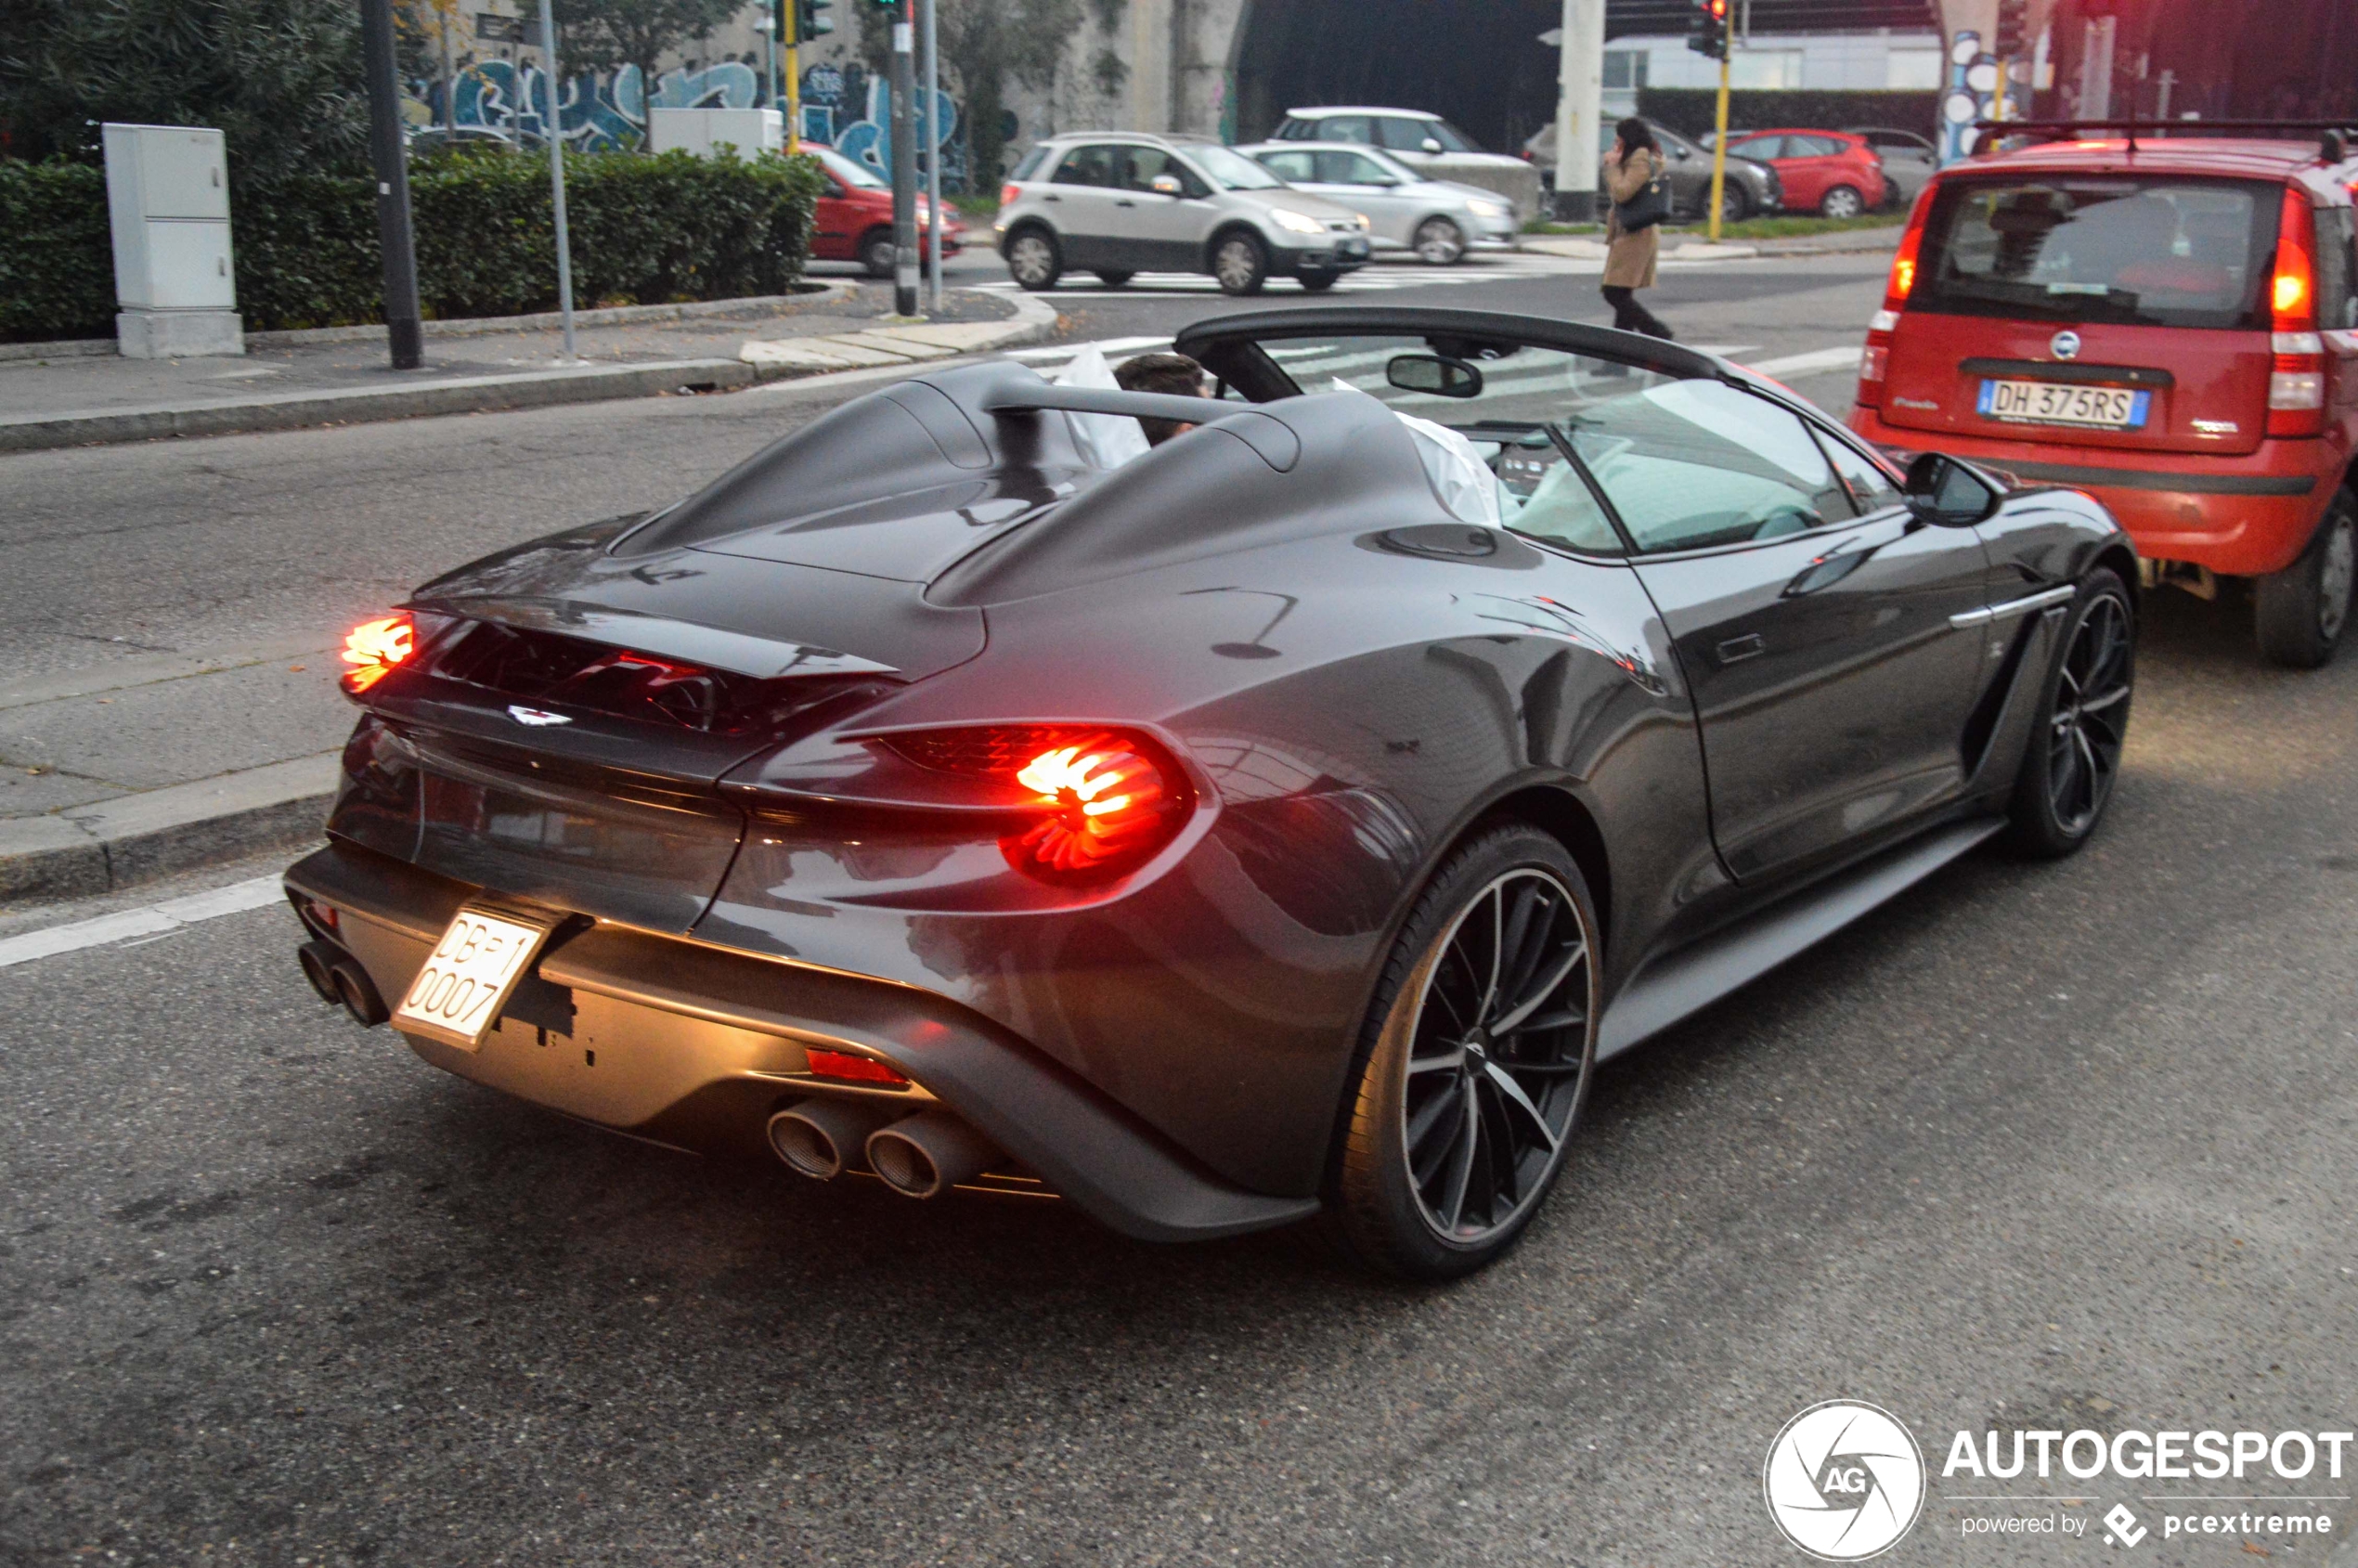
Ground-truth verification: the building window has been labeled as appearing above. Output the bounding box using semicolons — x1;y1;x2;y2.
1730;49;1803;89
1601;50;1648;92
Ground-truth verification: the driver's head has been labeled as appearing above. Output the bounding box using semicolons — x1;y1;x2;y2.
1115;352;1208;446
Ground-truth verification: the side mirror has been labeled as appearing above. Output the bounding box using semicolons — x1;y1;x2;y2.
1673;146;1692;160
1386;353;1484;398
1421;137;1444;154
1903;452;2002;525
1149;173;1185;197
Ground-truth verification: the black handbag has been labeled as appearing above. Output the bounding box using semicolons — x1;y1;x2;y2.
1614;155;1671;232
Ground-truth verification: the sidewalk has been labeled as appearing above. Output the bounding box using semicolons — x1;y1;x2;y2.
0;282;1056;454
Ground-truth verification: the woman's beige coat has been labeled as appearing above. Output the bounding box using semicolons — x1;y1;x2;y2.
1601;147;1661;290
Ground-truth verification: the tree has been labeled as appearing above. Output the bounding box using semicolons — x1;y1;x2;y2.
551;0;748;115
852;0;1080;185
0;0;368;178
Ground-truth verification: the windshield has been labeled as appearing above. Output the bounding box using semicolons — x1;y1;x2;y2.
1912;175;2278;329
812;145;889;191
1187;145;1286;190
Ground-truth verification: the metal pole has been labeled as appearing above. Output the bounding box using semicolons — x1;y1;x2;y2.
537;0;578;358
922;0;941;311
359;0;424;369
1550;0;1602;223
1706;7;1731;242
784;0;800;156
888;0;918;317
439;3;457;133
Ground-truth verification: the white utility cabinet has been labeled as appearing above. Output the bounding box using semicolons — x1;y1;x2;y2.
103;123;245;357
645;108;784;158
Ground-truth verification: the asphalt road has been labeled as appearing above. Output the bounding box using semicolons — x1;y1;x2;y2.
6;255;2354;1566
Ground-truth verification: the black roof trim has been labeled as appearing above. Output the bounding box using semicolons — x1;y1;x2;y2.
1172;306;1729;383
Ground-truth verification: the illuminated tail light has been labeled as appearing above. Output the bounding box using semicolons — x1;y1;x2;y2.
2269;184;2326;437
806;1048;910;1087
1860;188;1931;409
340;614;415;694
1000;182;1019;208
881;725;1190;881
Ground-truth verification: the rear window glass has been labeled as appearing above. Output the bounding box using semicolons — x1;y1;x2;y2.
1009;145;1049;180
1912;175;2280;329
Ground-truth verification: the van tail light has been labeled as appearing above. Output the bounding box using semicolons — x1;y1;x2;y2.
2269;185;2326;436
999;182;1019;208
877;725;1192;882
341;614;416;694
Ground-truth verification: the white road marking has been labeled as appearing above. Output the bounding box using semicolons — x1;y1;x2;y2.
1743;344;1863;378
0;875;286;970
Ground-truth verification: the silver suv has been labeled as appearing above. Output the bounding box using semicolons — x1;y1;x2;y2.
994;133;1372;295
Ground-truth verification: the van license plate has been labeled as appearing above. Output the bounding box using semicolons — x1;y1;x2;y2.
393;906;555;1050
1978;379;2150;429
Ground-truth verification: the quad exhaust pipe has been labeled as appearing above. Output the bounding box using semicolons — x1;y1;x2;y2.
766;1099;1001;1198
298;940;388;1028
864;1110;997;1199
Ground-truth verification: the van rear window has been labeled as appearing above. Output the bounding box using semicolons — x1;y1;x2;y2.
1912;175;2280;329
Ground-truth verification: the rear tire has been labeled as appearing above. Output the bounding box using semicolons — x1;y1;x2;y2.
1004;227;1062;291
1323;823;1599;1280
2253;489;2355;668
1211;231;1268;295
2004;568;2134;859
1717;184;1752;225
1093;269;1134;287
1819;185;1864;219
858;228;897;279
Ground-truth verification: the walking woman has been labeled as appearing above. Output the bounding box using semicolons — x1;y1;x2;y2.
1600;117;1673;340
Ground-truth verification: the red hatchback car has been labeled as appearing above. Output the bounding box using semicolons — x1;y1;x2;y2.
806;144;965;279
1720;128;1887;218
1850;130;2358;666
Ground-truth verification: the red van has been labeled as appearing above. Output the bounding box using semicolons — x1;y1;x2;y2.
1850;129;2358;666
805;144;966;279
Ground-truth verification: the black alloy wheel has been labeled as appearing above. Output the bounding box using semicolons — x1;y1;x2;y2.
1327;824;1599;1279
2254;488;2355;668
2007;568;2133;858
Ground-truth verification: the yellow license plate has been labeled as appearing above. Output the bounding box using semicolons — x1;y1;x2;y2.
393;906;554;1050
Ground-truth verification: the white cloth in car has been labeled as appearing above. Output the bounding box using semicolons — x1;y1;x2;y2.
1055;344;1153;470
1331;380;1503;527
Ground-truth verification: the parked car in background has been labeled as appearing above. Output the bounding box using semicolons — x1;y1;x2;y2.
1848;126;1938;208
995;133;1370;294
1522;117;1781;225
1851;131;2358;667
1719;129;1887;217
1238;142;1518;263
807;144;965;278
1268;107;1543;220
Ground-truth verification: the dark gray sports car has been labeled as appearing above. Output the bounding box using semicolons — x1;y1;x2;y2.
285;307;2135;1278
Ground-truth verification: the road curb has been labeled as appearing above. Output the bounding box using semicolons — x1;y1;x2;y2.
739;290;1060;379
0;292;1055;454
0;754;338;905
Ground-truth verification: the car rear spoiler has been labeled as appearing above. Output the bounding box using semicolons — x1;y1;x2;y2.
1975;119;2358;162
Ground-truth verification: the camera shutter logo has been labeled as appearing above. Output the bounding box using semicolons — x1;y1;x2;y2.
1762;1401;1926;1560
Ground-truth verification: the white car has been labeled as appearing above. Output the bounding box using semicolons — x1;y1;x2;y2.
1238;143;1520;264
1266;107;1543;220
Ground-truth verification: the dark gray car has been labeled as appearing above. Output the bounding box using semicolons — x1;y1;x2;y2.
1522;117;1781;223
1848;126;1937;208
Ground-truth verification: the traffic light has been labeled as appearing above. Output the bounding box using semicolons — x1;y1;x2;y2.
1688;0;1728;61
796;0;834;34
1993;0;2027;57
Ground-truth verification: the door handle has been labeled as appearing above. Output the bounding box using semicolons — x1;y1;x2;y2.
1115;198;1135;207
1043;193;1060;201
1717;633;1766;663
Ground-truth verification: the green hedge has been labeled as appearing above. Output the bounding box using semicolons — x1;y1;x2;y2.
0;148;823;341
0;161;118;342
1638;89;1941;145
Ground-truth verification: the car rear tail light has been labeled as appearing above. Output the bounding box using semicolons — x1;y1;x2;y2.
1883;193;1928;311
879;725;1191;881
341;614;416;694
2269;185;2326;436
806;1048;910;1087
1858;306;1901;406
1000;182;1019;208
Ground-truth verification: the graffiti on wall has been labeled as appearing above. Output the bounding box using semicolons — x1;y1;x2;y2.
411;56;969;188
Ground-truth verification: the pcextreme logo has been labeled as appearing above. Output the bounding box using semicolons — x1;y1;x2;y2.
1764;1401;1928;1561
